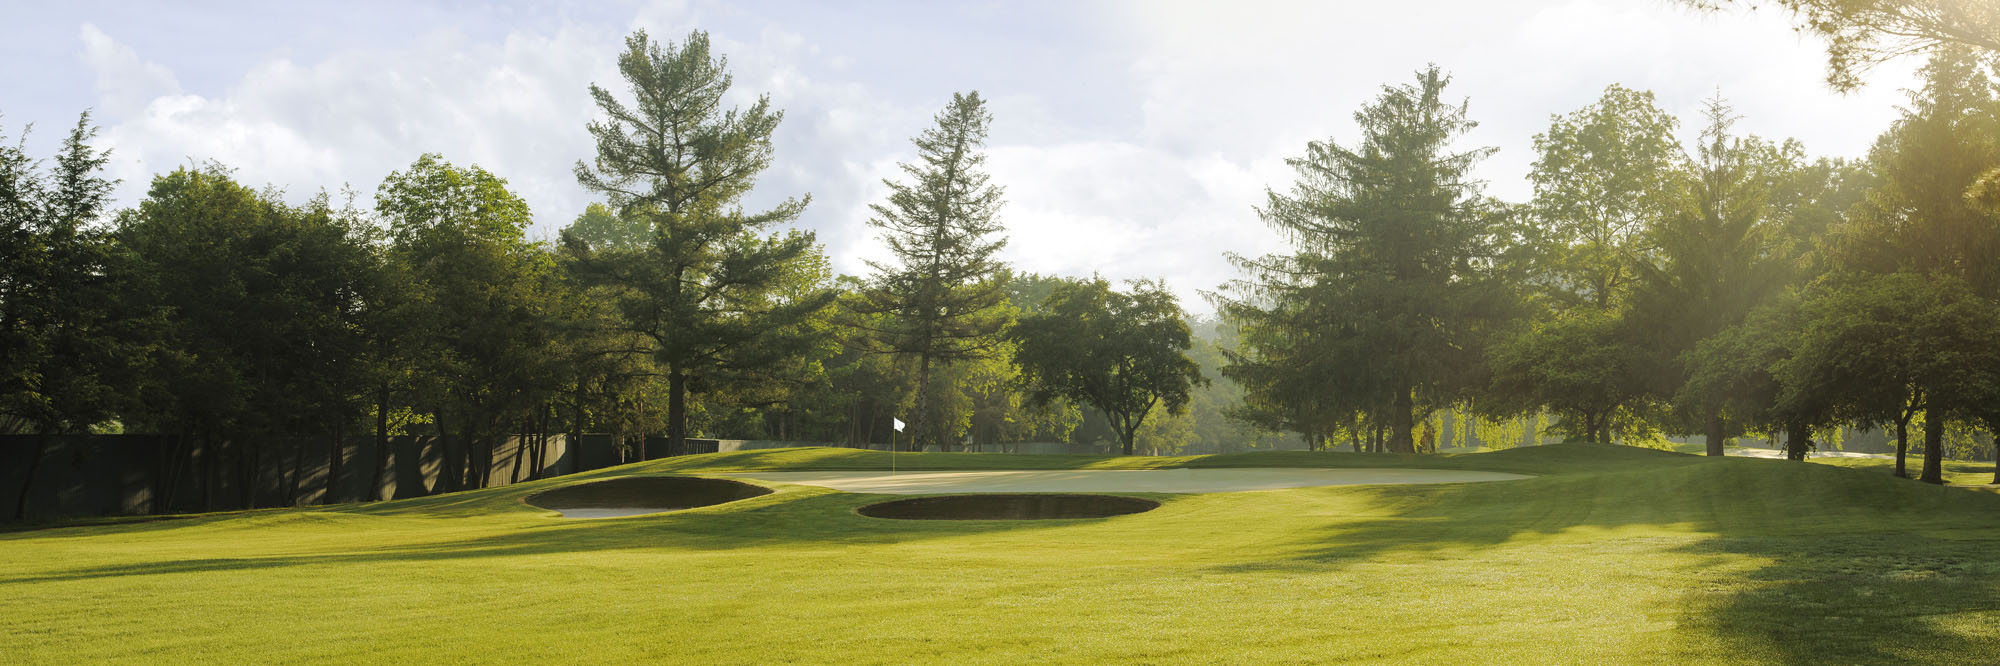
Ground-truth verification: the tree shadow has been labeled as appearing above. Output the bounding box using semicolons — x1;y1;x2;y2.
0;483;1184;586
1200;457;2000;664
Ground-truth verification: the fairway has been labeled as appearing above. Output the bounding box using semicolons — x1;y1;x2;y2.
724;467;1531;494
5;444;1999;665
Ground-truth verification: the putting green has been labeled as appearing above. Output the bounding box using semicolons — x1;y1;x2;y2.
725;467;1529;494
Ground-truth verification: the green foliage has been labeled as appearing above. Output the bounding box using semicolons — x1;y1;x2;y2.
1824;49;2000;481
851;91;1011;451
1487;308;1656;444
1627;97;1801;449
1011;277;1205;455
0;113;127;436
1690;0;2000;91
562;201;651;253
1528;84;1684;311
571;29;838;450
377;154;563;490
1219;66;1516;453
116;165;374;437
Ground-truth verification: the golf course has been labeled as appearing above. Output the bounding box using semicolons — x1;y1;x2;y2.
4;444;1997;665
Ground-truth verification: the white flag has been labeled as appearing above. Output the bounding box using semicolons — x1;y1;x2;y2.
892;417;905;432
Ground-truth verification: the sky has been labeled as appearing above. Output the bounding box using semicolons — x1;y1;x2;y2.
1;0;1923;313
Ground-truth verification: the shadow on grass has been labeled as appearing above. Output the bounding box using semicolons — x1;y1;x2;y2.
1210;455;2000;665
0;483;1185;587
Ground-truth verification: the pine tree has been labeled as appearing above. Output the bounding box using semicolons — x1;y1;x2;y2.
572;30;836;453
1628;96;1796;456
852;92;1009;452
1219;66;1511;454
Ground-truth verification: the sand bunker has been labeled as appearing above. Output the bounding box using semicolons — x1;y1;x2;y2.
527;476;772;519
858;494;1159;520
728;468;1528;494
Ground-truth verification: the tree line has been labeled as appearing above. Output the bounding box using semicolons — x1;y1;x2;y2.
1217;49;2000;486
8;23;2000;524
2;31;1231;519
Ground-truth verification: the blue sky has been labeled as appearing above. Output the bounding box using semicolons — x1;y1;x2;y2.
2;0;1922;312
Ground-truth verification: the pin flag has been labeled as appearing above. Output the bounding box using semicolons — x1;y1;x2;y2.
892;417;905;432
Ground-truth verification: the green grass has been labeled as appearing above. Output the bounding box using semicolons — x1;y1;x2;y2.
3;444;1998;664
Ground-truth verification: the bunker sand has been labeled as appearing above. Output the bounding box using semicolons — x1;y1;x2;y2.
726;467;1529;494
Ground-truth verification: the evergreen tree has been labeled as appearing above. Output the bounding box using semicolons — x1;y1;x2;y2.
571;30;837;453
851;91;1010;452
1;113;129;519
1219;66;1513;453
1628;97;1796;456
1834;48;2000;483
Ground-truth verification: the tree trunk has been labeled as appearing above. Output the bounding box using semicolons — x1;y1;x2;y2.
434;415;459;494
371;386;391;502
198;433;214;512
1704;413;1727;457
155;433;187;515
1784;422;1810;461
1920;412;1945;485
1120;420;1137;456
668;364;688;458
1894;412;1912;479
283;441;303;506
239;440;257;510
911;354;934;452
12;431;49;521
510;424;528;485
324;423;345;505
1389;387;1416;453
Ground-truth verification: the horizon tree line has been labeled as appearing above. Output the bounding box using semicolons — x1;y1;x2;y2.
8;24;2000;524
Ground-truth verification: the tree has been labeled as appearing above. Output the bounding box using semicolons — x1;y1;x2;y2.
1777;272;2000;475
1488;85;1684;444
117;164;379;508
1218;66;1514;453
565;202;651;253
1;112;128;519
1486;309;1655;444
1012;277;1205;456
1832;49;2000;483
378;154;560;492
1628;97;1797;456
850;91;1011;452
1528;84;1684;311
1688;0;2000;91
572;29;836;455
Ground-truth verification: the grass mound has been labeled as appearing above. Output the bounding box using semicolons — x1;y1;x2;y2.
856;493;1160;520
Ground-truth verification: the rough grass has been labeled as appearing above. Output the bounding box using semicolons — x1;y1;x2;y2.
3;444;1997;665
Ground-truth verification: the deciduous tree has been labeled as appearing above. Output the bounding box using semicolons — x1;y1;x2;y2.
1011;277;1204;455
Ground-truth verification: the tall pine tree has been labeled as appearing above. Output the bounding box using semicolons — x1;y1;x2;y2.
852;91;1009;452
1220;66;1512;453
572;30;835;453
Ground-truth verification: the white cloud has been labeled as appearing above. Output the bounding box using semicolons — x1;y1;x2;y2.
78;23;181;119
53;0;1933;316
